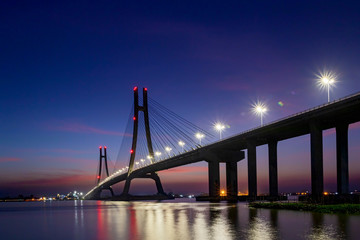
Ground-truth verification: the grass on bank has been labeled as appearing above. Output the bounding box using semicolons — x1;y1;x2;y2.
249;202;360;214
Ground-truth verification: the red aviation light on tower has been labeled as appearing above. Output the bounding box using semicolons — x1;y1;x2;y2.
99;146;102;149
144;87;148;91
133;86;138;91
130;149;134;154
133;116;136;121
104;146;107;149
97;176;100;179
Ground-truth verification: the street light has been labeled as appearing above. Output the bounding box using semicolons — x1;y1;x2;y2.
165;146;172;156
252;102;267;126
178;141;185;152
155;151;162;160
195;132;205;145
316;70;337;102
140;158;145;166
214;122;226;140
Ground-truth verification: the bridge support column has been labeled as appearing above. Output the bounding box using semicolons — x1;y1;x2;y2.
151;173;166;195
122;172;166;196
310;122;323;201
226;161;238;199
123;179;131;195
247;141;257;199
336;124;349;195
208;161;220;198
268;141;278;198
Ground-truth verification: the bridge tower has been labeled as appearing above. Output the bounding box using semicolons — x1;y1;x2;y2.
96;146;114;196
122;87;166;196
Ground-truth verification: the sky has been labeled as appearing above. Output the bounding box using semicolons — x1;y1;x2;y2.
1;1;360;197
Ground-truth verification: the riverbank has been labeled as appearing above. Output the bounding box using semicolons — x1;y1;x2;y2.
249;202;360;214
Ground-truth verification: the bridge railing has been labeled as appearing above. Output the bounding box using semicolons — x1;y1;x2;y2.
209;91;360;145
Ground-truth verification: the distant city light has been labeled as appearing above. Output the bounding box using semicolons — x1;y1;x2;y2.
252;101;268;126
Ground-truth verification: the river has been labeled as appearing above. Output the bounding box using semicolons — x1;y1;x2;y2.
0;199;359;239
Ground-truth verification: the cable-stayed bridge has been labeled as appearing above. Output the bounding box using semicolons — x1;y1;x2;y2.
84;88;360;201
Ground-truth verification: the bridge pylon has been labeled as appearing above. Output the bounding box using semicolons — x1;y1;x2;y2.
122;87;166;196
96;146;114;197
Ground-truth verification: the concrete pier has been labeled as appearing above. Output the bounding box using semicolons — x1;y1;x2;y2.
268;141;278;197
310;122;324;200
226;161;238;198
336;124;349;194
247;141;257;199
208;161;220;198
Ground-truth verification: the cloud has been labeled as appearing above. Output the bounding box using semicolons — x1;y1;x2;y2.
0;171;95;190
17;148;96;154
0;157;21;163
45;120;132;137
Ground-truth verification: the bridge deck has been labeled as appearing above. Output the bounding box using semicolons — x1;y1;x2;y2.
85;91;360;198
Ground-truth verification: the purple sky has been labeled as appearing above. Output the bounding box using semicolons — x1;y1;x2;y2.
1;1;360;197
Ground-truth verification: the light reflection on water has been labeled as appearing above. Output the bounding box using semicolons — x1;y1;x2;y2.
0;200;359;240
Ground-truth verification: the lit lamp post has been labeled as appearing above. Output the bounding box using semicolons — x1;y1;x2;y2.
320;76;335;102
195;132;205;145
316;70;337;102
178;141;185;152
165;146;172;156
214;123;226;140
155;151;162;160
252;102;268;126
140;158;145;167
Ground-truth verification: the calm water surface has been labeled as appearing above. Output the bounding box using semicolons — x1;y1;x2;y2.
0;199;359;240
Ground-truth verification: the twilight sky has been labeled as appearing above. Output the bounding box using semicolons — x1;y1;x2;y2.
1;1;360;197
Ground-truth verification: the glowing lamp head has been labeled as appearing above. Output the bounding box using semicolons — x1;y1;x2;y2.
178;141;185;146
133;86;138;91
252;102;268;115
155;151;162;156
165;147;172;152
316;70;337;88
195;132;205;139
214;123;225;131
